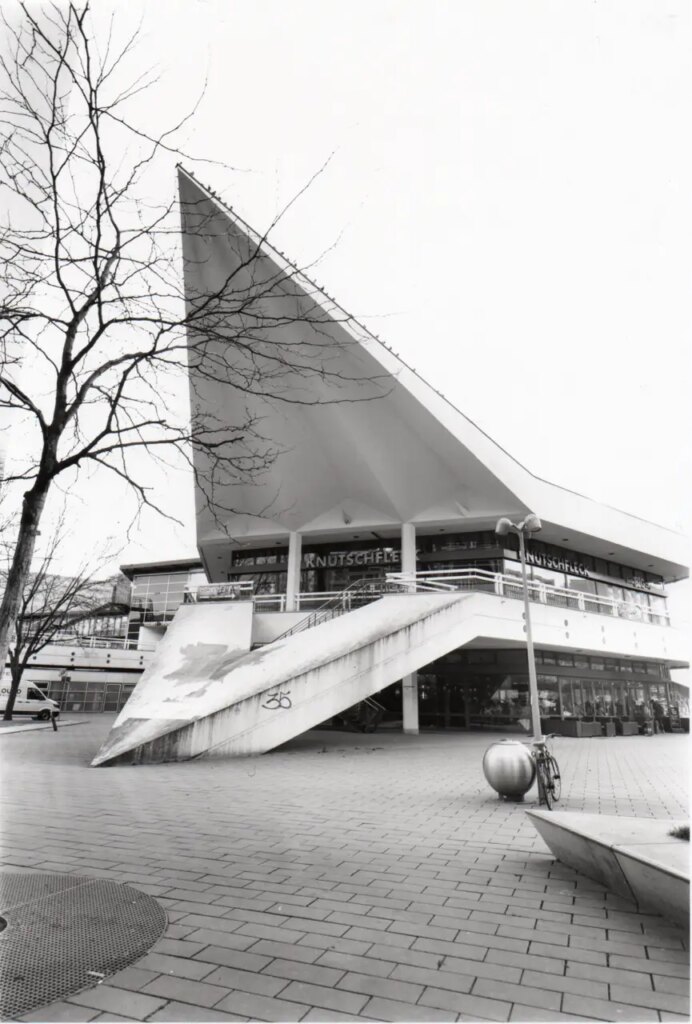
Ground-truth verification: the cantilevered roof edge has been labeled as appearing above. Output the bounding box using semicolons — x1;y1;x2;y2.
176;165;687;553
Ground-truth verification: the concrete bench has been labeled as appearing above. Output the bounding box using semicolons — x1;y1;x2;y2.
526;810;689;929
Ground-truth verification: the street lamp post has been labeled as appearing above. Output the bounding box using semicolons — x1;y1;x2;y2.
496;514;543;741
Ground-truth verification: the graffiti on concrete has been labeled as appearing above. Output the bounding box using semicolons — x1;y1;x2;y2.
262;690;292;710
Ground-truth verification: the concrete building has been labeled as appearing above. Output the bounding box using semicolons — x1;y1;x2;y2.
92;169;688;765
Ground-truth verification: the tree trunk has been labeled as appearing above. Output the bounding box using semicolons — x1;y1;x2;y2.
0;485;49;719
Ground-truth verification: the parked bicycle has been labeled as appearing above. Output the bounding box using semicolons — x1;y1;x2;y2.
531;734;561;809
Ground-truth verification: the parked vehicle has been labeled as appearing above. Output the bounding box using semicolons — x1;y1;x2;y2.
0;682;60;720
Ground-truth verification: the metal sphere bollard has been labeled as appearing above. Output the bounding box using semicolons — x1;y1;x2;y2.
482;739;535;800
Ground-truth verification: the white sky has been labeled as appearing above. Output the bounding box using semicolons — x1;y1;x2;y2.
3;1;690;630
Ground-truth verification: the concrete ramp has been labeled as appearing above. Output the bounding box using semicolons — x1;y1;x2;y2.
93;592;479;765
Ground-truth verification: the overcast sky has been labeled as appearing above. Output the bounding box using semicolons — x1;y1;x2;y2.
3;1;690;625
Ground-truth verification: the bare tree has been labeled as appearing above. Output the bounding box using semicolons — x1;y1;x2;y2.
3;538;125;720
0;3;387;684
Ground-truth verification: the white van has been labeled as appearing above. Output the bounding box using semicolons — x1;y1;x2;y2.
0;682;60;720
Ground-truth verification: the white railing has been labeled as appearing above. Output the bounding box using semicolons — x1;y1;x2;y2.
182;568;670;633
48;634;156;652
384;569;670;626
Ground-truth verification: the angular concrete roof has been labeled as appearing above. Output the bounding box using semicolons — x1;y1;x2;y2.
179;167;688;582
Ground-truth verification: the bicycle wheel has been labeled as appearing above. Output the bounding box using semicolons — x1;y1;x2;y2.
536;759;553;810
547;755;561;802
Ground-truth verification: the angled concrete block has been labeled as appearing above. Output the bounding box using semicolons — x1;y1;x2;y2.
614;844;689;928
527;812;635;899
526;811;690;930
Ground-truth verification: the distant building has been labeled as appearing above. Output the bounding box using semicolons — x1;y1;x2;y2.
4;572;149;714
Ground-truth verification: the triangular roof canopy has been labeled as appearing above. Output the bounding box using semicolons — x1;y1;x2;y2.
179;167;687;582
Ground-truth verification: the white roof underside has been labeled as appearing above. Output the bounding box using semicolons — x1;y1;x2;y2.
179;168;688;582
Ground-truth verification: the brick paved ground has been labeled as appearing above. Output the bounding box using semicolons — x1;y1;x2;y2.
0;718;688;1023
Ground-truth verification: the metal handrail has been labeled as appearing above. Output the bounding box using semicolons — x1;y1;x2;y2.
273;576;408;642
385;569;670;624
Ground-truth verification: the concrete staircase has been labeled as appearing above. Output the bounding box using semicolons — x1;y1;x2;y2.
92;591;477;765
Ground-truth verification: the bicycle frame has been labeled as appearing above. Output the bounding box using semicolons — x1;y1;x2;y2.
530;734;561;810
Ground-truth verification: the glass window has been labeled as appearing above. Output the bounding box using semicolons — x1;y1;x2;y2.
648;594;668;624
557;653;573;667
596;581;624;605
562;679;584;718
567;577;597;594
528;567;566;591
537;675;559;716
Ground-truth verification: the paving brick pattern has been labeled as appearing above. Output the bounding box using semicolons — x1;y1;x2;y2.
2;718;688;1022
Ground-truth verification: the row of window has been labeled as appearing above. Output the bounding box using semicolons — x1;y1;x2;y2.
226;534;664;591
434;649;670;678
413;674;688;724
130;569;207;624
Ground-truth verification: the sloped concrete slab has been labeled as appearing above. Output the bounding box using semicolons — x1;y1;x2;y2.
614;845;689;927
527;812;635;899
527;811;690;928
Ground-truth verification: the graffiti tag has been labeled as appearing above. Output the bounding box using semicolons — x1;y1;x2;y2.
262;690;292;710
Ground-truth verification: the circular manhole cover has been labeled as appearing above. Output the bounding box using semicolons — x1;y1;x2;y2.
0;873;166;1019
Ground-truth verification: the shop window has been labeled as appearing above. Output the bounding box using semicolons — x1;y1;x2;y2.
557;653;573;667
537;676;560;716
573;654;589;669
562;679;585;719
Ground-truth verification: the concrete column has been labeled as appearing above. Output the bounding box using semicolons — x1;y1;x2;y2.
285;532;302;612
400;523;419;732
402;673;419;734
401;522;416;589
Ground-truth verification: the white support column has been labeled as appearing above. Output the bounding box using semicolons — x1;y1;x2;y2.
401;522;417;589
286;532;302;612
402;673;419;734
400;523;419;733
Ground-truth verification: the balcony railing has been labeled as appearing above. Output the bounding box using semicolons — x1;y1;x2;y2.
170;567;671;646
48;633;156;652
385;569;670;626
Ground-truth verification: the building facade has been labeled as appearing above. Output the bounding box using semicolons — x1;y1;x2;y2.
92;170;688;766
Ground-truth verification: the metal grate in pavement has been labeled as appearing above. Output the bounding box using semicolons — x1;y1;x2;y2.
0;873;166;1020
